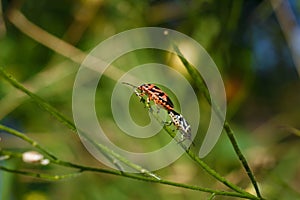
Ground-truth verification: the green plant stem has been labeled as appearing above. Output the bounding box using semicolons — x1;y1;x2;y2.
223;122;261;197
0;124;58;160
172;44;262;198
208;193;216;200
0;165;81;180
0;69;75;131
150;111;253;197
0;130;258;200
134;103;256;198
0;67;159;180
0;164;259;200
0;66;260;199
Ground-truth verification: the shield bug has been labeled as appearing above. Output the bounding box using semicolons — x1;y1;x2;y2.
122;82;174;111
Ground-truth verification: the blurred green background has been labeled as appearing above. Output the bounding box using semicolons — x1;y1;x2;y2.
0;0;300;199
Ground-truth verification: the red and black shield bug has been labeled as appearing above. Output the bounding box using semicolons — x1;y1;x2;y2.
122;82;174;111
123;82;194;146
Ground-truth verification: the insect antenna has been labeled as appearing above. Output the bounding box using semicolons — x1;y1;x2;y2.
121;82;138;89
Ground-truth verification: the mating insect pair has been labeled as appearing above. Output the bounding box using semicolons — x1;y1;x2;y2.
122;82;193;144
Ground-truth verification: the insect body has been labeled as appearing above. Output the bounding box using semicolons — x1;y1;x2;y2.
123;82;193;145
123;82;174;111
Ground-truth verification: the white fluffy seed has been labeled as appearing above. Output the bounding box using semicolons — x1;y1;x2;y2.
40;159;50;165
22;151;44;163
